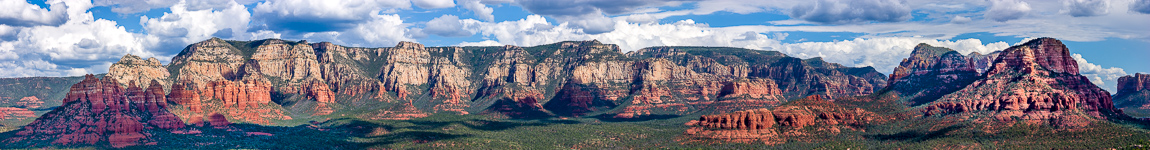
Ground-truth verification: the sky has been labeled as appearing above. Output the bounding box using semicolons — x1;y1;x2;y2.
0;0;1147;92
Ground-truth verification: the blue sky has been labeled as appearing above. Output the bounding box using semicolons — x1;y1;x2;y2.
0;0;1147;92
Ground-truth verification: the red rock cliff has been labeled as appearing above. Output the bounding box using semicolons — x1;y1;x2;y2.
684;95;877;144
6;75;185;148
921;38;1118;128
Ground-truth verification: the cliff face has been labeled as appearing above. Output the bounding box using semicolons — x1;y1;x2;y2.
884;44;985;106
1114;73;1150;117
102;38;885;122
5;75;185;148
920;38;1119;128
684;95;878;144
108;54;170;88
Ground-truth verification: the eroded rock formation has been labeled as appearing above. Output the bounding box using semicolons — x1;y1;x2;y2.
107;54;170;88
96;38;885;122
920;38;1119;128
1114;73;1150;117
684;95;877;144
5;75;185;148
884;44;986;106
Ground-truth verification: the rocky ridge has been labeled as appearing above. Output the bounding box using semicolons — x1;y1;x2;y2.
1114;73;1150;117
684;95;878;144
920;38;1119;128
884;44;988;106
5;75;185;148
101;38;886;122
107;54;170;88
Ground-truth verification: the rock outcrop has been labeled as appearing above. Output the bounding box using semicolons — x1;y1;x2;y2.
5;75;185;148
16;96;43;108
166;78;289;125
107;54;170;88
920;38;1119;128
1114;73;1150;117
0;107;34;120
884;44;984;106
684;95;877;144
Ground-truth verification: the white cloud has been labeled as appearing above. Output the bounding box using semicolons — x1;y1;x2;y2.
142;0;252;47
951;15;972;24
0;0;67;26
423;15;472;37
460;0;494;21
300;14;415;48
412;0;456;9
985;0;1032;22
789;0;913;24
251;0;411;32
1063;0;1110;17
1073;53;1127;92
12;0;155;61
457;40;502;46
92;0;179;14
510;0;688;34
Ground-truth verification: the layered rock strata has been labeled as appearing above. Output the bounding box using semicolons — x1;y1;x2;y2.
920;38;1119;128
684;95;877;144
107;54;170;88
884;44;986;106
5;75;185;148
101;38;885;122
1114;73;1150;117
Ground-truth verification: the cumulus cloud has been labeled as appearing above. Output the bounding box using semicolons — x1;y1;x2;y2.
251;0;411;33
0;0;156;77
142;0;252;50
412;0;456;9
92;0;178;14
460;0;494;21
0;0;67;26
92;0;259;14
457;40;502;46
789;0;913;24
423;15;473;37
1073;53;1127;92
985;0;1031;22
513;0;687;34
1134;0;1150;14
293;14;415;48
1063;0;1110;17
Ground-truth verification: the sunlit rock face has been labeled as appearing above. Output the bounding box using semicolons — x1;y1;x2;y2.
1114;73;1150;117
95;38;886;122
5;75;185;148
107;54;170;88
684;95;879;145
920;38;1120;128
884;44;989;106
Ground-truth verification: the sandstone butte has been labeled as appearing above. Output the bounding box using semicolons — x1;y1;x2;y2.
919;38;1121;128
884;43;998;106
684;38;1128;143
1114;73;1150;116
96;37;885;123
4;75;186;148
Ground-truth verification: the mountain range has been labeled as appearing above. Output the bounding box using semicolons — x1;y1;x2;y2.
0;37;1146;149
